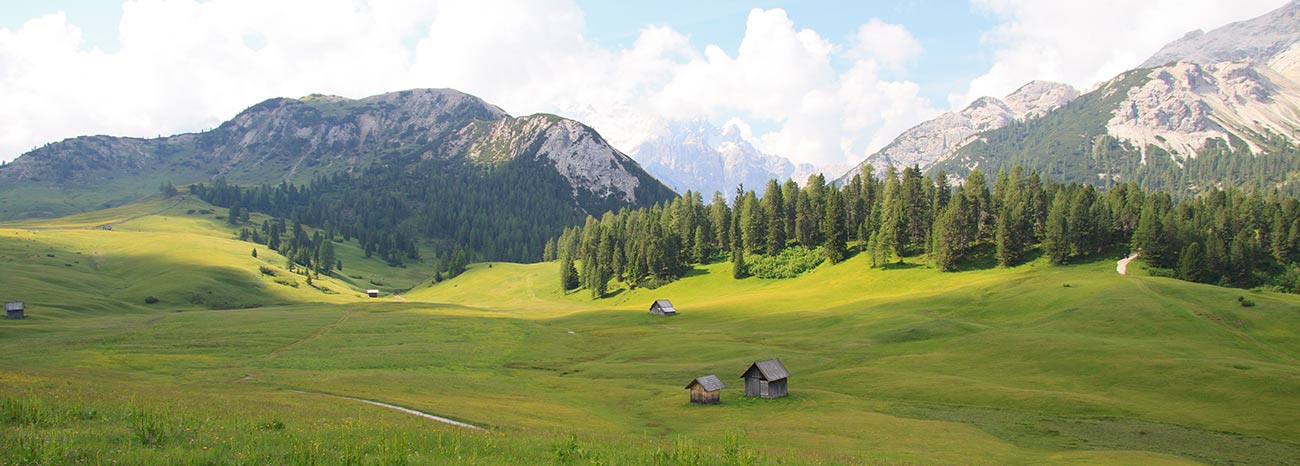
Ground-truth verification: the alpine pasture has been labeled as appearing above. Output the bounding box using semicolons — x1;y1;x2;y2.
2;196;1298;464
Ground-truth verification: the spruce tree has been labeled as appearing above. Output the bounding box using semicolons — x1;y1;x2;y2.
1044;193;1071;264
693;226;710;263
560;256;579;291
932;195;966;271
763;180;786;255
1179;242;1206;282
731;247;747;279
823;188;847;264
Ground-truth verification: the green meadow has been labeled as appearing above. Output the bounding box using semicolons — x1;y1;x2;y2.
2;197;1299;464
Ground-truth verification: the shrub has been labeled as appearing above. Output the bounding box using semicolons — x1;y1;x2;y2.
747;246;825;279
1238;296;1256;307
144;296;160;304
126;403;167;447
258;265;276;276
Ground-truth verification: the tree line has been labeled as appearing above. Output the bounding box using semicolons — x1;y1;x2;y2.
188;154;594;265
557;164;1300;297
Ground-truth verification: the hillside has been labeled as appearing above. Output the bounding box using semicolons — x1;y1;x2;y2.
928;4;1300;194
838;80;1078;182
2;200;1300;464
0;89;675;222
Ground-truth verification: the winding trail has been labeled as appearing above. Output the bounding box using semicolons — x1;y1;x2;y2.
1117;253;1139;275
291;390;484;431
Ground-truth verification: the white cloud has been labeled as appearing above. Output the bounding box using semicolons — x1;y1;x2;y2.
955;0;1288;107
0;1;933;167
854;18;922;71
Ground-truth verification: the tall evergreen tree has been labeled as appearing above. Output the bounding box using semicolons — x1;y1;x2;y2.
932;194;968;271
1179;242;1206;282
763;179;786;255
1044;193;1071;264
823;188;847;264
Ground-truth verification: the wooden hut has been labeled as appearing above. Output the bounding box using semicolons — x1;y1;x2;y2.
741;359;789;398
649;299;677;316
365;289;380;298
685;375;724;404
5;301;24;319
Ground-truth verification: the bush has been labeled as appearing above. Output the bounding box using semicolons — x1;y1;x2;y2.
144;296;160;304
1238;296;1256;307
258;265;276;276
747;246;825;279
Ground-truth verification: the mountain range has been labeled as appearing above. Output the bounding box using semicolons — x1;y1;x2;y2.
830;0;1300;196
0;88;673;221
836;80;1079;182
624;120;838;197
928;0;1300;192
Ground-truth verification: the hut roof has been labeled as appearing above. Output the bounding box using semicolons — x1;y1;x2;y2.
652;299;674;309
685;374;725;391
4;302;23;311
741;358;789;381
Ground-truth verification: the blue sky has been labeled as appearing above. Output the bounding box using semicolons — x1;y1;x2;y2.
0;0;1287;165
2;0;997;106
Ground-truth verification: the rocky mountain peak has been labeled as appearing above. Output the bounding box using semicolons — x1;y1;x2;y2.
1140;0;1300;68
1004;81;1081;120
837;79;1079;182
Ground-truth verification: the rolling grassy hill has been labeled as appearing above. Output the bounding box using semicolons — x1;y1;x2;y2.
2;198;1299;464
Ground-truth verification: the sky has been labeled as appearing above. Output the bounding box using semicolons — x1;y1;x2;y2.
0;0;1289;166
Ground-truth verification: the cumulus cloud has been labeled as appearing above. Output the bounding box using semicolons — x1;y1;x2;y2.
853;18;922;71
0;0;936;167
954;0;1288;108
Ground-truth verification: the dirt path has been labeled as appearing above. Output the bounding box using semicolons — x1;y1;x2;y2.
1117;252;1139;275
291;390;484;431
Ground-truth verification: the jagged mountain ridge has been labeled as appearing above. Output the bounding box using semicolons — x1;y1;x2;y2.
628;120;831;197
836;80;1078;182
1140;0;1300;68
0;88;674;219
926;2;1300;194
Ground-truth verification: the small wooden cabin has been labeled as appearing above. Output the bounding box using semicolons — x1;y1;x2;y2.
365;289;380;298
741;359;789;398
685;375;724;405
5;301;24;319
649;299;677;316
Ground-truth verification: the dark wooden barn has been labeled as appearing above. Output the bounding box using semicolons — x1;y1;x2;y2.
741;359;789;398
685;375;724;405
649;299;677;316
5;301;24;319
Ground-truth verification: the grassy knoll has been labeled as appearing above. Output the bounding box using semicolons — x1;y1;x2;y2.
2;199;1299;464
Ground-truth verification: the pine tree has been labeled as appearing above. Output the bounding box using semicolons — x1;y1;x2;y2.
1044;193;1071;264
877;171;905;260
693;226;710;263
319;240;336;273
932;195;967;271
740;192;765;254
543;238;557;262
731;247;747;279
823;188;847;264
763;180;786;255
1133;200;1169;267
1179;242;1206;282
709;191;731;251
560;255;579;291
251;248;258;258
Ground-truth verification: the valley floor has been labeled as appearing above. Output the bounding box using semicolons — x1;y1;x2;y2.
2;197;1299;464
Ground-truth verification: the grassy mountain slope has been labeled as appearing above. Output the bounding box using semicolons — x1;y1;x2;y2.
2;200;1299;464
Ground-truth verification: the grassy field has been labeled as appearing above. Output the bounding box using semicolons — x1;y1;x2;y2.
2;197;1299;464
